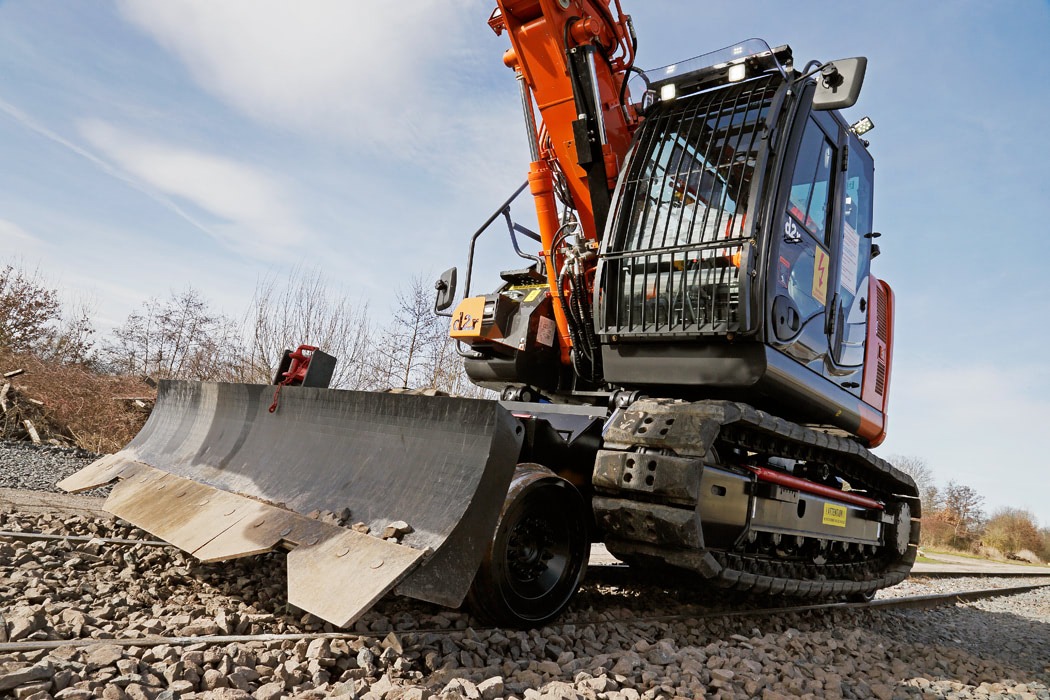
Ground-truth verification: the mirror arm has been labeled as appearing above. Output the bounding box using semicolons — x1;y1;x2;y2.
434;282;453;317
793;59;832;86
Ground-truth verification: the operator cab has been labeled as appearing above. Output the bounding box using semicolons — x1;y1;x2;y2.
596;39;887;443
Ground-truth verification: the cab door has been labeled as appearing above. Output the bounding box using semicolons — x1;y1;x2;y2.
768;107;839;375
823;131;875;393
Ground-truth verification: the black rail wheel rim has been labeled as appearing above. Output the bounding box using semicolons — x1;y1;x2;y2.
467;464;588;627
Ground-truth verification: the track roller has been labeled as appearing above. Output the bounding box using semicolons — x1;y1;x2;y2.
467;464;588;627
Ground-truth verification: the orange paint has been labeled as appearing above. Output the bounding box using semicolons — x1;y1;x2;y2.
492;0;639;366
529;161;574;363
493;0;637;245
860;275;895;446
449;297;487;341
857;402;885;447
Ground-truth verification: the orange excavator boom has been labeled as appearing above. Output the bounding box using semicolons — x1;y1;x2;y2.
488;0;639;361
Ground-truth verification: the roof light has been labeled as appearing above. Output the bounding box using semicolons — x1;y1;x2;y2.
642;40;793;102
660;83;677;101
851;116;874;136
727;63;747;82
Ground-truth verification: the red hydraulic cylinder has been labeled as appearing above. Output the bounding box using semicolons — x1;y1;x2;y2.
747;466;884;510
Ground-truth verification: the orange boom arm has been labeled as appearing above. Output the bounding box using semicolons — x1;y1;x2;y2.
490;0;640;361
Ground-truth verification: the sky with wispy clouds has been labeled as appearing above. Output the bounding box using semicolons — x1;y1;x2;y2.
2;1;1049;524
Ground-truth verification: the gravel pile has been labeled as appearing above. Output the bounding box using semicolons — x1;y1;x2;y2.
2;445;1049;699
0;442;103;495
2;509;1049;700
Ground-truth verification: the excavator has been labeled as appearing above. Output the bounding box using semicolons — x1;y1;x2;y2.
61;0;919;628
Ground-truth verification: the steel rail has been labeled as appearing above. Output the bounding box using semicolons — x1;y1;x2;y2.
0;582;1045;655
6;528;1050;580
587;562;1050;587
908;569;1050;578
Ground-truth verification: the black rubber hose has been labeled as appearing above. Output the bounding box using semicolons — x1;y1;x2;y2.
573;270;602;380
557;267;585;359
620;64;648;121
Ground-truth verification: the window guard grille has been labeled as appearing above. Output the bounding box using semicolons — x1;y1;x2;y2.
599;74;780;338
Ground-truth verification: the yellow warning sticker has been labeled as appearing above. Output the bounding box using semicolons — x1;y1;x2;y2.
524;288;543;303
822;502;847;528
812;245;829;306
449;297;485;339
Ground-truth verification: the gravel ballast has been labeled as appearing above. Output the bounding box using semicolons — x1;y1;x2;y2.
1;443;1049;699
0;442;105;496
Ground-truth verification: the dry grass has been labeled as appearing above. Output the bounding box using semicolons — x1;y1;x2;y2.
0;349;153;453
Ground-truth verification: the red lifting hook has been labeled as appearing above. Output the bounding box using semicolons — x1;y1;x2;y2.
269;344;319;413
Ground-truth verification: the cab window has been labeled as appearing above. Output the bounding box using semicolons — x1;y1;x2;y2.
839;147;874;305
788;119;834;243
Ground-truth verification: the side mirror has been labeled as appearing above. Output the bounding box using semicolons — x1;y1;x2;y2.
434;267;458;315
812;57;867;111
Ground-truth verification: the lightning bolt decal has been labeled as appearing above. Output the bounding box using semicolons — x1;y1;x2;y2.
812;246;830;305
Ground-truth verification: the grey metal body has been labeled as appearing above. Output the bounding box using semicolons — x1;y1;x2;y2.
60;380;523;626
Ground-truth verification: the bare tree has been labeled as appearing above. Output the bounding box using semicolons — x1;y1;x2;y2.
0;263;61;353
887;455;938;512
923;484;944;514
427;333;492;398
367;274;490;396
42;298;97;366
103;288;237;380
367;274;443;390
0;262;98;365
942;481;985;547
1039;528;1050;563
238;267;373;389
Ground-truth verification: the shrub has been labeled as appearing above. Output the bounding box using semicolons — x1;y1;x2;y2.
982;508;1043;559
1;348;152;453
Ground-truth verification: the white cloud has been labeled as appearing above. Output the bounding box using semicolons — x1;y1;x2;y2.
113;0;531;232
0;218;43;250
115;0;481;156
0;98;308;259
78;120;311;259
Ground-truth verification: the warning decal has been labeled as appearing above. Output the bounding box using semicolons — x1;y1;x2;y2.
536;316;556;347
812;245;829;306
822;502;847;528
840;222;860;295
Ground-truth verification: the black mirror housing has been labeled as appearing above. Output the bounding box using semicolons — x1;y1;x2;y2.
812;57;867;111
434;267;458;314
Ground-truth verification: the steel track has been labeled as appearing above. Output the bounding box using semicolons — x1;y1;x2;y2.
599;399;922;599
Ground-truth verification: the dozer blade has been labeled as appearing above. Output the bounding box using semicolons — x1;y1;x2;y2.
58;380;522;626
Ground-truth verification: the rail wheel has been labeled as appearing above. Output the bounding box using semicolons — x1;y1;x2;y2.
846;588;877;603
466;464;588;627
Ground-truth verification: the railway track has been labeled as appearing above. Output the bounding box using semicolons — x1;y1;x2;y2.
3;486;1050;698
0;581;1046;656
5;524;1050;576
2;523;1049;644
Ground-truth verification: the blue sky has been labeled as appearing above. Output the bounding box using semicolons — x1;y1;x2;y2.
2;1;1049;524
